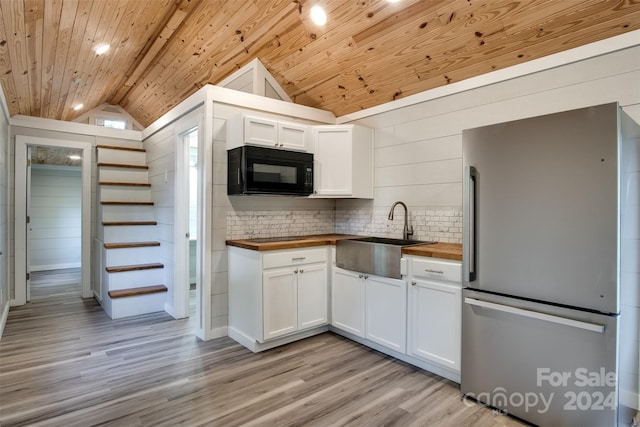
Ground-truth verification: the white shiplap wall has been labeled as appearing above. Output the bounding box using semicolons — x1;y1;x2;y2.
144;121;182;317
338;45;640;411
0;86;9;333
338;46;640;235
29;166;81;271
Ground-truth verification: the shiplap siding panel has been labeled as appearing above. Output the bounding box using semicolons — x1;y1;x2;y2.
0;92;8;318
144;124;176;312
338;44;640;410
29;166;81;271
338;45;640;213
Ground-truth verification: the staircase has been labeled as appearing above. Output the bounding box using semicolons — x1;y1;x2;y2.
96;144;167;319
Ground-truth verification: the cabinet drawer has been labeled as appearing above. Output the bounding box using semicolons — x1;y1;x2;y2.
263;247;327;269
411;257;461;283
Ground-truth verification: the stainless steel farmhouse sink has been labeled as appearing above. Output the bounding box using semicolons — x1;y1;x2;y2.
336;237;435;279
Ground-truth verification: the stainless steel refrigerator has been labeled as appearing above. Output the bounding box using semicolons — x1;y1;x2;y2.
461;103;639;426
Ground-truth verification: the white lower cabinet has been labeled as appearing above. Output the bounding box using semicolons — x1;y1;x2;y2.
331;267;365;337
365;275;406;353
228;246;328;351
263;262;328;340
407;257;462;372
331;267;406;352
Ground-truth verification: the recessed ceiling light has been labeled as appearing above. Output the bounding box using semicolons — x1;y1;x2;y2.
388;0;401;3
310;5;327;26
73;104;84;111
95;44;110;55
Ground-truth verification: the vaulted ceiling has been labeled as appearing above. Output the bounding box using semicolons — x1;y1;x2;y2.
0;0;639;127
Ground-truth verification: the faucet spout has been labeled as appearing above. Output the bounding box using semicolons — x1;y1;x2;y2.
388;201;414;240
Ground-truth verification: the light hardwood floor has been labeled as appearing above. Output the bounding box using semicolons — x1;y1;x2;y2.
0;270;528;426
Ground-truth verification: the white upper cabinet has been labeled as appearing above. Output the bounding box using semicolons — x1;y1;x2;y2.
313;125;373;199
227;114;309;152
312;124;374;198
278;121;308;152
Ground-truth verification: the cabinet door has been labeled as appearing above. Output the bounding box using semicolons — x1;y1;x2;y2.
408;278;461;371
263;268;297;340
278;122;308;151
331;268;365;337
314;127;352;196
244;116;279;147
365;275;407;353
297;263;328;330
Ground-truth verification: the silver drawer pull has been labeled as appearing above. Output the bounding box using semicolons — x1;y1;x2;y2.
425;269;444;274
292;257;306;261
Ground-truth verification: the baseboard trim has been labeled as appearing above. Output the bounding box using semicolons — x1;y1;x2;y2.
0;300;10;340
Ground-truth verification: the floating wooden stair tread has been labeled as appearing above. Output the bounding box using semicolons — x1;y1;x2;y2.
101;201;154;206
102;221;157;226
108;285;167;299
98;162;148;170
99;182;151;187
106;263;164;273
104;241;161;249
97;145;145;153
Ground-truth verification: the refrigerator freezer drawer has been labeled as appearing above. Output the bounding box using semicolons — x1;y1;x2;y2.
461;289;618;427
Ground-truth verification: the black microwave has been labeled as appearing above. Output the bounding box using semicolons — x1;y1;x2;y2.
227;146;314;196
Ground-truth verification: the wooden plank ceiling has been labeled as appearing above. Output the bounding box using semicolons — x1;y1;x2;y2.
0;0;639;127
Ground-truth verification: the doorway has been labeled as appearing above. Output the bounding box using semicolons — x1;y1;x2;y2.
174;117;202;324
14;136;92;305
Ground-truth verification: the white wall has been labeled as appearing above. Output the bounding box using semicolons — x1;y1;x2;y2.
0;84;10;337
29;165;81;271
337;46;640;241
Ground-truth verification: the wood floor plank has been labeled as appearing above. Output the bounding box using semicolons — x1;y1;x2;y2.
0;270;528;427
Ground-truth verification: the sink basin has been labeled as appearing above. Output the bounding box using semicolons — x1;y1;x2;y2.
336;237;435;279
348;236;432;246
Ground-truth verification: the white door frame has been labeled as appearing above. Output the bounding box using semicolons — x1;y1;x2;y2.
14;135;92;304
173;114;203;323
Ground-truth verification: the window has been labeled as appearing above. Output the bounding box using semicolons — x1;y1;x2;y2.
96;117;127;129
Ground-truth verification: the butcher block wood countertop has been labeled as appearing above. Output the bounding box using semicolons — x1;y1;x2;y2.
401;242;462;261
226;234;462;261
225;234;360;251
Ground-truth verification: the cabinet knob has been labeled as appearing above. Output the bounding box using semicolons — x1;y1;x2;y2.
364;275;369;280
299;269;304;273
411;281;417;286
294;269;299;274
358;274;364;279
274;143;279;146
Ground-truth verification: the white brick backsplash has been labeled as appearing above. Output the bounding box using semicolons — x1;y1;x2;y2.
227;210;335;239
335;207;463;243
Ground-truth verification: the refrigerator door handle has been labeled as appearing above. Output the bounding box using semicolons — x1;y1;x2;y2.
464;297;605;333
463;166;477;282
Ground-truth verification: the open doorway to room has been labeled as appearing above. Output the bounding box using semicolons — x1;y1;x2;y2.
187;128;199;317
175;121;202;325
29;146;83;301
14;136;92;306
